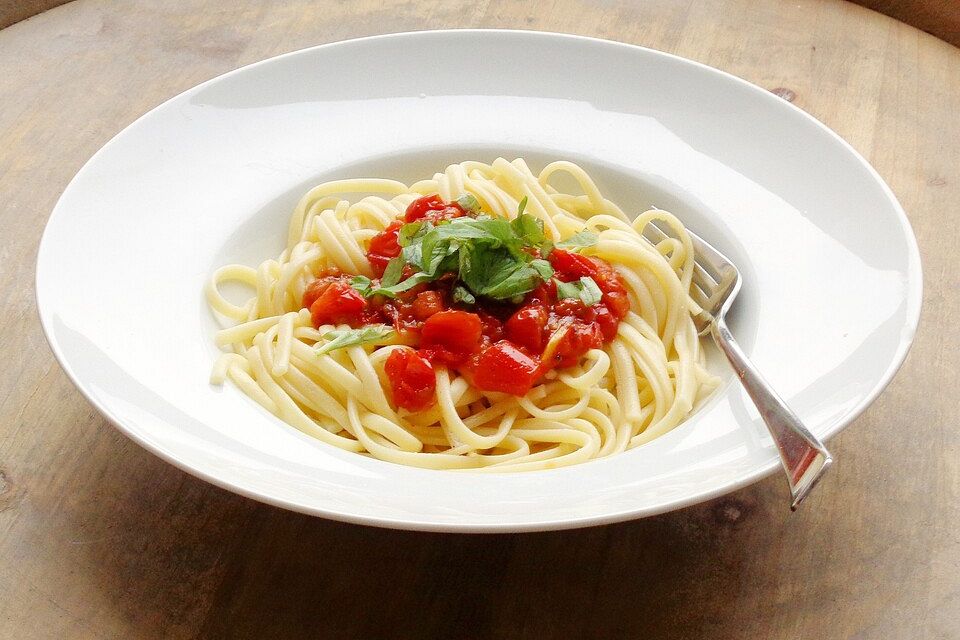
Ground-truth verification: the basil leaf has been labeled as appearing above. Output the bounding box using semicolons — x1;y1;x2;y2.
517;196;528;216
540;239;555;258
511;213;545;245
438;217;514;243
452;285;476;305
398;220;429;247
481;264;543;300
316;325;395;354
555;279;580;301
385;200;557;303
372;272;434;297
555;276;603;306
580;276;603;306
464;246;542;300
455;193;480;213
380;257;405;287
350;275;373;296
530;258;554;280
556;230;599;251
458;244;508;297
401;242;424;271
422;238;459;276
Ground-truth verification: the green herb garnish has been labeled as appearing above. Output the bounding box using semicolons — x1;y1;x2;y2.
380;256;405;287
316;325;396;354
350;272;434;299
517;196;528;215
452;285;476;305
455;193;481;213
556;230;599;251
355;197;600;305
511;213;546;246
555;276;603;306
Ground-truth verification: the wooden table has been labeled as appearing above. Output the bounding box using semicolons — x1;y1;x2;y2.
2;1;957;638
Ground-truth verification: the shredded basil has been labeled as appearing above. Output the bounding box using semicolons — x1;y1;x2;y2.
361;197;601;305
452;285;476;305
455;193;480;213
555;276;603;306
380;256;406;287
316;325;395;354
556;230;599;251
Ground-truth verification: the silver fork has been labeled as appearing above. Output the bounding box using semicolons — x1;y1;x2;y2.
643;221;832;510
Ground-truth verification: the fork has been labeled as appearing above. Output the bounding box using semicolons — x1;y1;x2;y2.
643;221;832;510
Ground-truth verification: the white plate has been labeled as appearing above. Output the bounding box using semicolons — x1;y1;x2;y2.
36;30;921;532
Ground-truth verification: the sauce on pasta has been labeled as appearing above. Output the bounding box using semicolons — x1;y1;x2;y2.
300;194;632;410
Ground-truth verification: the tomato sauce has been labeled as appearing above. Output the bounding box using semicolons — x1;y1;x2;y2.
303;195;630;411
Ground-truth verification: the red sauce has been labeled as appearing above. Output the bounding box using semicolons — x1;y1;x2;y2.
303;195;630;411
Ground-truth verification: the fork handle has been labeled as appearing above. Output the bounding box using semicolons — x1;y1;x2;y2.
711;317;832;509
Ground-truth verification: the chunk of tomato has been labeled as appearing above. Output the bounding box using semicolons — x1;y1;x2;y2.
588;260;630;320
411;290;445;321
309;282;367;327
549;248;599;281
553;298;596;322
549;322;603;369
302;271;344;310
420;310;482;364
477;310;505;342
590;259;627;292
505;305;548;352
472;341;541;396
595;305;619;341
404;194;446;222
385;349;436;411
525;281;556;306
367;220;404;277
429;205;468;222
604;290;631;320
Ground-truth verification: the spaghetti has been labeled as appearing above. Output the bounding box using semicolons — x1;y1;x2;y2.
206;158;718;470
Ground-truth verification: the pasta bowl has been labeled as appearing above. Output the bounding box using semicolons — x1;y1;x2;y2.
36;30;921;531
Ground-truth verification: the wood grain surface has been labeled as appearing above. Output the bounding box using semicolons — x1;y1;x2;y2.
1;1;958;638
5;0;960;46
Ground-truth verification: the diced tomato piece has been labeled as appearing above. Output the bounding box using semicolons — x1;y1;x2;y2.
604;290;631;320
590;259;626;291
586;260;630;320
404;194;446;222
553;298;596;322
368;221;403;257
367;221;404;276
367;254;390;278
549;248;599;281
385;349;436;411
411;290;445;321
549;322;603;369
420;310;482;360
303;280;329;311
477;310;505;342
309;282;367;327
472;341;541;396
302;271;343;310
426;205;468;222
505;305;548;352
595;305;619;341
526;281;556;306
457;350;484;382
395;282;430;303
